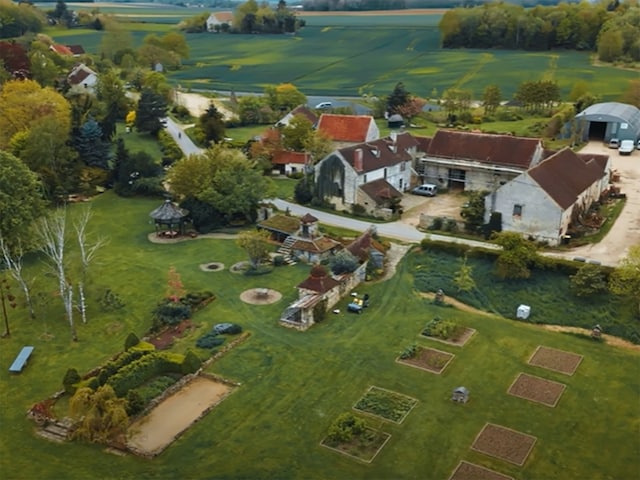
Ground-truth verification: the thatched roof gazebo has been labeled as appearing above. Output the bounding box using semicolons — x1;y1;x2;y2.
150;199;189;237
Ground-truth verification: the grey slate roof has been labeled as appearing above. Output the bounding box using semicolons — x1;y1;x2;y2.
575;102;640;136
149;200;188;222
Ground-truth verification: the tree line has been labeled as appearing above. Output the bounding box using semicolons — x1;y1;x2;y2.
439;0;640;62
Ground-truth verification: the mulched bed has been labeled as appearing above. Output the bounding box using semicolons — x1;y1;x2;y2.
320;427;391;463
449;461;514;480
471;423;537;466
148;320;195;350
397;346;455;374
421;327;476;347
528;346;583;375
507;373;566;407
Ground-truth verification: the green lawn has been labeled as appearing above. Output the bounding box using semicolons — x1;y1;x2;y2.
0;192;638;479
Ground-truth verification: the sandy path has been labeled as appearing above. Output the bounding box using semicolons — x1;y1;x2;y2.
174;92;237;122
128;377;232;455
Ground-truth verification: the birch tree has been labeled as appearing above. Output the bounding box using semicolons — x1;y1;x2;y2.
37;210;77;341
0;237;36;320
73;207;106;324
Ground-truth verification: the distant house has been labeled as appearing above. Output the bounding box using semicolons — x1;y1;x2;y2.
67;63;98;93
275;104;318;128
316;114;379;146
314;132;418;217
272;150;310;176
206;12;233;31
416;130;547;192
49;44;85;57
486;147;611;245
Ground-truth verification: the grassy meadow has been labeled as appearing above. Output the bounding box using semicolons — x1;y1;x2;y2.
46;8;638;100
0;192;639;479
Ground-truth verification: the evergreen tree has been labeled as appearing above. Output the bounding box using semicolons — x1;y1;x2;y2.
199;103;226;145
73;118;111;169
135;89;167;136
387;82;410;114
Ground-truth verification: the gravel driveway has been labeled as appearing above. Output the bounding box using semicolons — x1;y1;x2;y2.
568;141;640;264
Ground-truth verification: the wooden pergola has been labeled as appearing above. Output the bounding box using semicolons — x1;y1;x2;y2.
149;199;189;237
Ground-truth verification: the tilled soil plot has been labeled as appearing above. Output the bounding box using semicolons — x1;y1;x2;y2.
528;346;583;375
398;347;455;374
507;373;566;407
449;461;514;480
471;423;537;466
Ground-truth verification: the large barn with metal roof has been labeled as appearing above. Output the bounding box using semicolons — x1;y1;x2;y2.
575;102;640;143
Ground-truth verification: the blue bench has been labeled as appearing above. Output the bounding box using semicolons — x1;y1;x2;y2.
9;346;34;373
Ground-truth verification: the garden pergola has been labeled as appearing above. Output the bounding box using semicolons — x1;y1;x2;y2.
149;199;189;237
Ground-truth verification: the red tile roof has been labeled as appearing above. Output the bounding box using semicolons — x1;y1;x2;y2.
360;179;402;205
272;151;309;165
297;265;341;293
317;114;375;142
425;130;542;169
338;134;414;173
528;147;606;210
50;44;73;56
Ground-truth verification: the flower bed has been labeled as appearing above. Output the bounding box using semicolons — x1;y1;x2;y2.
353;386;418;424
320;417;391;464
397;346;455;374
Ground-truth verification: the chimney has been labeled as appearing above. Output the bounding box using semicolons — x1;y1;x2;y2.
390;131;397;144
354;148;363;171
371;146;379;158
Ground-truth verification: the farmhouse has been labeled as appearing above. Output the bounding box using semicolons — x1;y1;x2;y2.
67;63;98;93
314;132;418;217
206;12;233;31
317;114;379;146
485;147;611;245
49;44;84;57
416;130;547;192
575;102;640;143
275;104;318;128
272;150;310;176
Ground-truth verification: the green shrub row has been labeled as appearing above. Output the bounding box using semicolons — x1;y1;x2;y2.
106;351;184;397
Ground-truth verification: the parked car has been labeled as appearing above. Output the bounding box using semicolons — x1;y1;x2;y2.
608;138;620;149
315;101;332;109
618;140;635;155
637;139;640;150
411;183;438;197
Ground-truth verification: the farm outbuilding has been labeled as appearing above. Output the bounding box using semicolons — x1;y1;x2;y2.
575;102;640;143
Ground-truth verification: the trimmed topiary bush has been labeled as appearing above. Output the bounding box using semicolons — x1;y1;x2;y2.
182;349;202;374
196;333;226;349
63;368;81;394
124;332;140;351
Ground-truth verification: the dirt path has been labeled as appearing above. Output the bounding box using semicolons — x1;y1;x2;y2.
418;292;640;352
174;92;237;122
127;377;232;456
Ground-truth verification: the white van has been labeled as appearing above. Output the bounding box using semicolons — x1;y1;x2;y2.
411;184;438;197
315;101;332;109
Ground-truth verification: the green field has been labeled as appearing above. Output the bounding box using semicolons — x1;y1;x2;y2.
47;9;638;100
0;192;638;480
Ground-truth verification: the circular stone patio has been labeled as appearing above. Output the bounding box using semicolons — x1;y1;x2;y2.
199;262;225;272
240;288;282;305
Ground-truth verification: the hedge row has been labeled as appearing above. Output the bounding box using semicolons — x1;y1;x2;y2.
106;352;184;397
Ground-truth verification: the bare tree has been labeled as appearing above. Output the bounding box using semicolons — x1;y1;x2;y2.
37;210;77;341
0;237;36;320
73;207;107;324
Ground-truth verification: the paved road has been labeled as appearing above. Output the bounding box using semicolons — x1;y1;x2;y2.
163;117;203;156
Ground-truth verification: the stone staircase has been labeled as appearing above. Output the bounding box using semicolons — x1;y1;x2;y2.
277;236;297;265
37;418;73;443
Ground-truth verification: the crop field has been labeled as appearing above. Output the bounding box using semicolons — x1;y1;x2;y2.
0;192;639;480
45;7;637;99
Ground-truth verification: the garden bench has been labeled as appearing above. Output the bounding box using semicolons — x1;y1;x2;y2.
9;346;34;373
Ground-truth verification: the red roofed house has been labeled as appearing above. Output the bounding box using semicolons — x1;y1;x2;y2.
276;104;318;128
272;150;310;176
206;12;233;31
49;44;73;56
486;147;611;245
314;131;419;217
67;63;98;93
279;228;379;330
317;114;379;146
416;130;548;192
